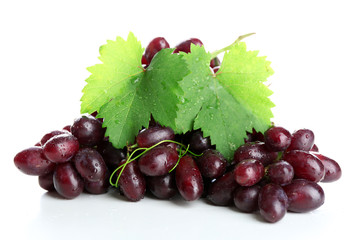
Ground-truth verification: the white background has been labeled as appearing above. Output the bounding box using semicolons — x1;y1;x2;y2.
1;0;359;239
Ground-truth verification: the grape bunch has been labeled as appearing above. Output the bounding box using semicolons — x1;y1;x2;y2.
13;37;341;223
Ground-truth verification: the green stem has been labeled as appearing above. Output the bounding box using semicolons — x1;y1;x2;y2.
210;33;256;59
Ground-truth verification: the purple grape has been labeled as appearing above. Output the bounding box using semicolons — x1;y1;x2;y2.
283;150;325;182
173;38;203;53
84;172;110;194
264;126;291;151
97;141;126;171
53;162;84;199
73;148;107;182
71;115;105;147
188;130;211;154
258;183;288;223
43;133;79;163
313;153;341;182
266;160;294;185
144;37;170;64
175;155;204;201
233;185;261;213
310;144;319;152
196;149;227;178
147;173;177;199
38;172;55;191
207;171;238;206
234;159;264;187
136;126;175;148
210;57;221;68
40;130;68;146
14;146;56;176
233;142;278;166
287;129;315;151
138;146;179;176
283;179;325;212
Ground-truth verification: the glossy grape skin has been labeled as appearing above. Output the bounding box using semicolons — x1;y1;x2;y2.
283;150;325;182
97;141;126;171
264;126;291;151
14;146;55;176
266;160;294;186
138;146;179;176
196;149;227;178
73;148;107;182
147;173;177;199
310;144;319;152
38;172;55;191
210;57;221;68
188;130;211;154
43;133;79;163
233;185;261;213
207;171;238;206
136;126;175;148
144;37;170;64
283;179;325;212
234;159;264;187
173;38;203;53
313;153;341;182
287;129;315;151
53;162;84;199
233;142;278;166
258;183;288;223
71;115;105;147
175;155;204;201
40;130;68;146
118;159;146;202
84;171;110;194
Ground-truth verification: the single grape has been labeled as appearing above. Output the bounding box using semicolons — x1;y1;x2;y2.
234;159;264;187
40;130;68;146
136;126;175;148
144;37;170;64
118;159;146;202
71;115;105;147
173;38;203;53
264;126;291;151
283;179;325;212
53;162;84;199
138;146;179;176
210;57;221;68
73;148;107;182
196;149;227;179
283;150;325;182
14;146;55;176
38;172;55;191
97;140;127;171
258;183;288;223
141;55;148;66
287;129;315;151
313;153;341;182
233;185;261;213
84;171;110;194
175;155;203;201
43;133;79;163
147;173;177;199
233;141;277;166
188;129;211;154
266;160;294;185
207;171;238;206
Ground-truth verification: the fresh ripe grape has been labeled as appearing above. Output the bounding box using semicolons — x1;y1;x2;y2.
234;159;264;186
207;171;238;206
118;159;146;202
264;126;291;151
14;146;56;176
138;146;179;176
287;129;315;151
196;149;227;178
71;115;105;147
210;57;221;68
53;162;84;199
188;130;211;154
283;179;325;212
258;183;288;223
38;172;55;191
84;171;110;194
173;38;203;53
136;126;175;148
233;142;278;166
43;133;79;163
62;125;71;132
147;173;177;199
313;153;342;182
144;37;170;64
175;155;204;201
233;185;261;213
266;160;294;186
73;148;107;182
283;150;325;182
141;55;148;65
40;130;68;146
97;141;126;171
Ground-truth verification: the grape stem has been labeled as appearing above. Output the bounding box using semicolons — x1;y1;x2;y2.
210;33;256;60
